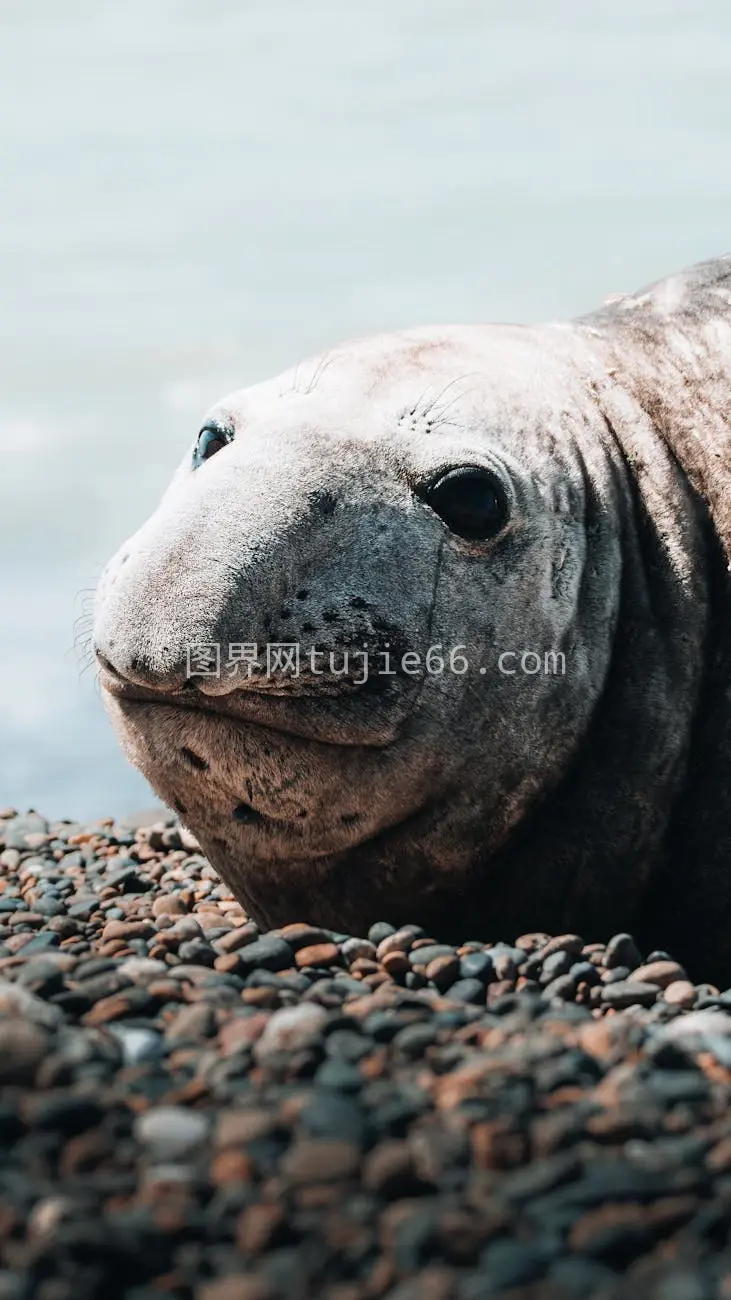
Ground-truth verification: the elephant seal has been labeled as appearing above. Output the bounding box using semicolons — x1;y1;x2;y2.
94;256;731;983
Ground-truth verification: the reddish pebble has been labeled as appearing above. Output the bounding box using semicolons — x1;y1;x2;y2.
294;943;339;968
151;895;186;917
426;955;460;991
376;929;415;960
101;919;154;942
216;924;259;954
662;979;697;1008
381;951;410;978
210;1149;254;1186
631;960;687;989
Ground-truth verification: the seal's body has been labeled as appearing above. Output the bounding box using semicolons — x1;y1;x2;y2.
94;257;731;982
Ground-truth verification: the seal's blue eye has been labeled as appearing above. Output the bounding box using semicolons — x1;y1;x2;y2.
193;424;231;469
424;466;509;540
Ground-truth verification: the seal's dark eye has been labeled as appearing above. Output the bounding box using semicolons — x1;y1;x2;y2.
424;466;509;540
193;425;231;469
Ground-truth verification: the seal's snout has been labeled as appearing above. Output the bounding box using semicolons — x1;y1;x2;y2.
94;424;445;714
94;644;193;696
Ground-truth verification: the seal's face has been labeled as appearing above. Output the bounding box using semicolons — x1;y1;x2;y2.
94;325;623;930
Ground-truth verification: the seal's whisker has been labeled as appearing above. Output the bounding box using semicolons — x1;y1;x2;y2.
284;363;301;396
431;382;483;424
423;372;482;422
410;383;438;419
303;352;338;395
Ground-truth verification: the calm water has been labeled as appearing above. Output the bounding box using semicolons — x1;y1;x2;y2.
1;0;730;819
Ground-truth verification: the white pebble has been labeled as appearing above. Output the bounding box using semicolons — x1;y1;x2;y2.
135;1105;209;1158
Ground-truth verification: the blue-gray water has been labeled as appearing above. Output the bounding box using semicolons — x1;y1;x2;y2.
1;0;729;820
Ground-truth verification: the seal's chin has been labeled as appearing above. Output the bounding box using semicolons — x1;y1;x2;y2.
99;666;432;868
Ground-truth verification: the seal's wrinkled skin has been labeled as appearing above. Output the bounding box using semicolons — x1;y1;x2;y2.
94;257;731;982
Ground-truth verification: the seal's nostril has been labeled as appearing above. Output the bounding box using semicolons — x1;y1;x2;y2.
181;747;208;771
233;802;265;826
296;589;309;600
314;490;336;518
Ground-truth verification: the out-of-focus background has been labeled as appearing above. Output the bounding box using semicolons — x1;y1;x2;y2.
1;0;729;819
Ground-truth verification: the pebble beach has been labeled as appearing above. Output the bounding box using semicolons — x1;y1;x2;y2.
2;808;731;1299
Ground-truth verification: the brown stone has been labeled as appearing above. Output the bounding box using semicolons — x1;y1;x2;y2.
280;1139;360;1184
216;924;259;954
539;934;584;959
425;955;460;991
707;1135;731;1172
279;923;331;949
58;1129;111;1177
294;942;339;968
97;940;132;958
101;919;155;942
148;980;185;1002
215;1109;277;1148
470;1119;528;1170
379;1198;434;1253
515;932;551;952
214;952;245;975
165;1002;216;1041
196;1277;274;1300
236;1201;285;1253
241;987;281;1009
349;958;380;977
219;1015;268;1055
363;1140;416;1194
210;1149;255;1186
375;929;415;959
87;992;149;1024
363;1256;395;1298
578;1017;629;1061
151;894;186;917
322;1287;362;1300
569;1196;696;1253
3;934;34;954
631;960;687;988
434;1209;490;1265
0;1019;47;1084
486;980;514;1003
662;979;697;1008
381;951;410;978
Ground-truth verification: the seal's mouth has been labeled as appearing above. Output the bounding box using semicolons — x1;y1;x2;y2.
98;661;416;749
99;664;441;862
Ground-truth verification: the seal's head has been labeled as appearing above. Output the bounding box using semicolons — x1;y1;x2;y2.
93;316;704;939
